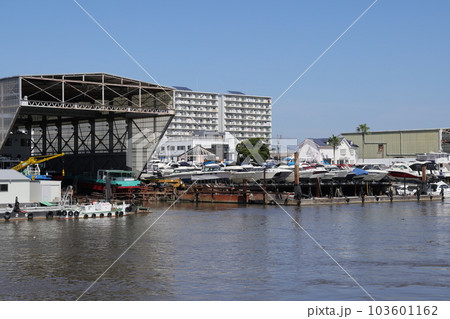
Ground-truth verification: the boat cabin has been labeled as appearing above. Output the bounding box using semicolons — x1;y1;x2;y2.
97;170;135;181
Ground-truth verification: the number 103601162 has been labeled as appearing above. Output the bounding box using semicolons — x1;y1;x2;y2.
368;305;438;316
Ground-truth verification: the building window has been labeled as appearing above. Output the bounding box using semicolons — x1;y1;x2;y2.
161;146;165;151
177;146;185;151
170;146;175;151
0;184;8;192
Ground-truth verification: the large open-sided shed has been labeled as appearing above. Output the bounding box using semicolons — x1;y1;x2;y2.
0;73;175;175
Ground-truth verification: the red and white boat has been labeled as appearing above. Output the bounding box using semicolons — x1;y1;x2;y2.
387;163;422;182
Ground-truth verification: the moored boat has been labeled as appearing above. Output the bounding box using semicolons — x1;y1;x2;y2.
426;181;450;196
77;169;140;192
58;201;132;219
224;164;264;183
387;162;422;182
191;163;231;182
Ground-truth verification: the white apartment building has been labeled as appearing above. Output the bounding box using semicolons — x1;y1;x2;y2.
167;87;271;141
166;88;220;138
220;91;272;141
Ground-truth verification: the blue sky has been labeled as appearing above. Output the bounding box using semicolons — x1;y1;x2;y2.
1;0;449;142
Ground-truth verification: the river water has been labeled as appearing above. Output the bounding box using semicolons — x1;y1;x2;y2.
0;200;449;301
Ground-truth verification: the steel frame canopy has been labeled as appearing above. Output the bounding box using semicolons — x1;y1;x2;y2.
0;73;175;176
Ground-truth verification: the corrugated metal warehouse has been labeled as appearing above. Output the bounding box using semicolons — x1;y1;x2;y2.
341;128;450;160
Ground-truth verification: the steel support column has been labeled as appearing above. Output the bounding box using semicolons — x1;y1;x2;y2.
126;118;132;170
41;116;47;155
56;118;62;153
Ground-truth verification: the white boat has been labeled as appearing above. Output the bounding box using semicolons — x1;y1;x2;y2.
58;201;132;219
393;183;419;196
426;181;450;196
265;165;292;183
409;161;442;178
224;165;264;183
354;164;389;179
416;152;450;177
322;165;351;181
140;160;170;179
191;163;231;182
165;166;201;182
387;162;422;182
284;163;328;183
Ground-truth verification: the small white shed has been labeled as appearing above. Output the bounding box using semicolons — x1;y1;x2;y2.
30;180;62;203
0;169;31;204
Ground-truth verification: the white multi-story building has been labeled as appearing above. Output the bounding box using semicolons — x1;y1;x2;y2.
167;87;271;141
219;91;272;141
166;88;220;138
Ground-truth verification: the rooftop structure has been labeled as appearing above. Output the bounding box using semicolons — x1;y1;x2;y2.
0;73;175;175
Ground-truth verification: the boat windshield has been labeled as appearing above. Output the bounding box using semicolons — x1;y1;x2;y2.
98;170;134;179
203;165;221;172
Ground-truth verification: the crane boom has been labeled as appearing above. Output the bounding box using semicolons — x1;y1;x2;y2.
11;153;65;172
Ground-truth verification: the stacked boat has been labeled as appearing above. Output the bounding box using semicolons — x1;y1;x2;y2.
139;157;450;186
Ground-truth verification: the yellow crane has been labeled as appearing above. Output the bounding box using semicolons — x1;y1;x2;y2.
11;153;65;174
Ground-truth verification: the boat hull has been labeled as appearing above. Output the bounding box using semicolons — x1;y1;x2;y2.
388;171;422;182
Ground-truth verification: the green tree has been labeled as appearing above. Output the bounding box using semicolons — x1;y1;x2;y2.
235;138;270;164
356;123;370;163
327;134;340;164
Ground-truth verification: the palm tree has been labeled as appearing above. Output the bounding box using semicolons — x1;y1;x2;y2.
327;134;340;165
356;124;370;163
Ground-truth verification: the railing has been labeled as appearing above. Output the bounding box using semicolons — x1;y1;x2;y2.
21;100;175;115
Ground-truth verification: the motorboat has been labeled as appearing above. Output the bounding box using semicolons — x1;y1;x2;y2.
140;160;170;179
321;165;352;182
416;153;450;177
409;161;441;178
387;162;422;182
224;164;264;184
164;165;202;182
285;163;328;183
426;181;450;196
265;167;293;183
394;184;418;196
354;164;389;180
191;163;231;182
